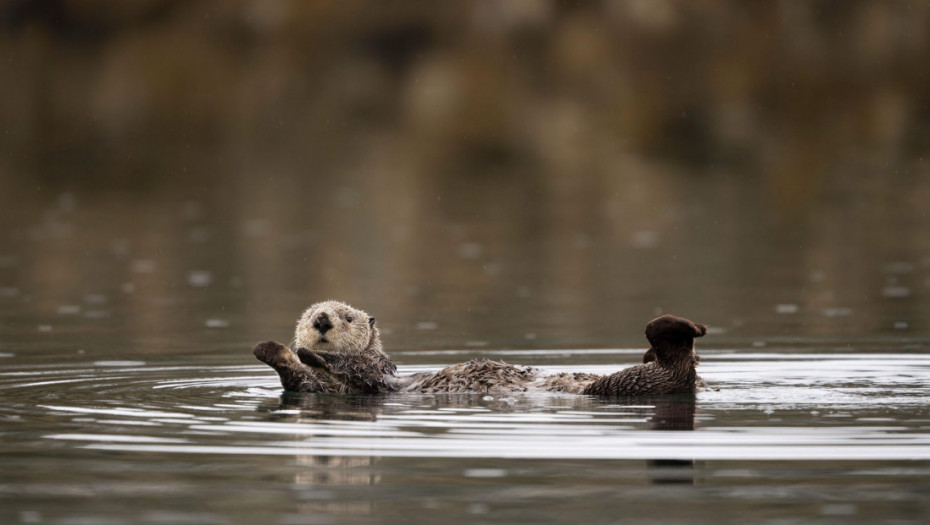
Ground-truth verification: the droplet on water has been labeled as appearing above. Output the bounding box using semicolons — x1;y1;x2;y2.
83;294;108;305
182;201;203;221
820;504;857;516
57;305;81;315
464;469;507;478
416;321;438;330
94;360;145;367
882;262;913;274
882;286;911;299
205;319;229;328
775;304;799;314
483;263;501;276
822;307;852;318
58;192;76;211
457;242;483;259
131;260;156;274
188;227;211;243
109;239;131;257
243;219;269;238
187;271;213;287
110;239;131;256
631;231;660;249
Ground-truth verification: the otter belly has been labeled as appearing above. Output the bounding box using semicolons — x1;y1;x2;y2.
408;359;540;394
403;359;602;395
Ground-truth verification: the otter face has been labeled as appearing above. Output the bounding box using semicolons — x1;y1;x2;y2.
294;300;376;355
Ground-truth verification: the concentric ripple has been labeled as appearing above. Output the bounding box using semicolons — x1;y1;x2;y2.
2;351;930;461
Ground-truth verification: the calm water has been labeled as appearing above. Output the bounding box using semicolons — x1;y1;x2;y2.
4;2;930;523
3;137;930;525
2;341;930;524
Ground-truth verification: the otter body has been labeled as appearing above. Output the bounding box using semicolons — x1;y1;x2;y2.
253;301;708;396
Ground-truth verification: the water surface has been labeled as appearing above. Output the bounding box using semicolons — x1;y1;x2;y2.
3;3;930;523
2;344;930;524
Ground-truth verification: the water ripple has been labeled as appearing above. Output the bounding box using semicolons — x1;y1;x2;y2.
1;352;929;462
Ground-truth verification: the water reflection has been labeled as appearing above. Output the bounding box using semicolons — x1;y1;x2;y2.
1;352;929;523
259;389;701;493
261;392;386;423
648;399;697;485
260;394;383;517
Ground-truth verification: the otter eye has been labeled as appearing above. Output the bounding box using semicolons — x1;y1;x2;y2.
346;315;354;323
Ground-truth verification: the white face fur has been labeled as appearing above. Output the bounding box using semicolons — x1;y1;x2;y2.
293;300;375;355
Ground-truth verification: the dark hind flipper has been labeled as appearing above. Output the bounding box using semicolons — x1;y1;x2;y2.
642;347;656;363
645;315;707;347
645;347;702;365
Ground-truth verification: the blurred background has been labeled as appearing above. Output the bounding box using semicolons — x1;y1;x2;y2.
1;0;930;358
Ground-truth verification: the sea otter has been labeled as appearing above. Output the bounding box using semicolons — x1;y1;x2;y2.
253;300;708;396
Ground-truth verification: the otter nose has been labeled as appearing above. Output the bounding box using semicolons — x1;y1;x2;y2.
312;313;333;335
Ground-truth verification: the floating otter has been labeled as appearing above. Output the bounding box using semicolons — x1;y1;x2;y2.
253;300;708;396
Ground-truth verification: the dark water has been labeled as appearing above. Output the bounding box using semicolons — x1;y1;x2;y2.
2;217;930;524
2;347;930;525
4;2;930;524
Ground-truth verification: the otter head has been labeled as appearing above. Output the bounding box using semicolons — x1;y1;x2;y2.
644;314;707;365
294;300;378;356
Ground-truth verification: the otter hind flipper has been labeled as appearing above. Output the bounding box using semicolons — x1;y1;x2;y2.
645;315;707;346
642;347;656;363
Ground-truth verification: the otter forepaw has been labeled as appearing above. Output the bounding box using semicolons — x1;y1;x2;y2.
296;347;330;371
253;340;289;366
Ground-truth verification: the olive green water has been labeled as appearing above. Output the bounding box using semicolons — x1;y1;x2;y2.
3;2;930;524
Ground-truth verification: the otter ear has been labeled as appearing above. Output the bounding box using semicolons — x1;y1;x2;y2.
368;317;376;327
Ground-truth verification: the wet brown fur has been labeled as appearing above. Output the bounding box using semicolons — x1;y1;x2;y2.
253;301;708;396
